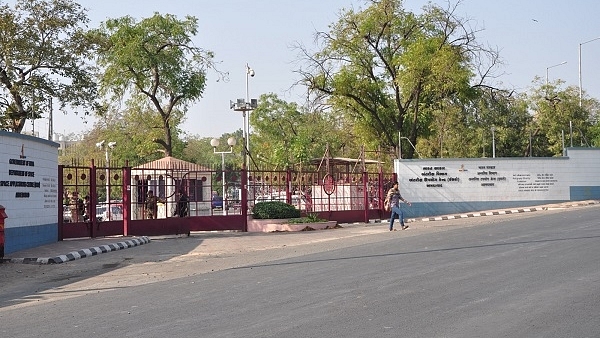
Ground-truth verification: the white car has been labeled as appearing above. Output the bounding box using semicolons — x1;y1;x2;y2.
96;205;124;221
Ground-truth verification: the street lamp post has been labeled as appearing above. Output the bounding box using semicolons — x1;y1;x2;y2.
579;37;600;107
96;140;116;219
211;137;236;216
546;61;567;85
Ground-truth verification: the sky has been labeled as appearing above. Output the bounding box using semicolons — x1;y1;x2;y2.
22;0;600;140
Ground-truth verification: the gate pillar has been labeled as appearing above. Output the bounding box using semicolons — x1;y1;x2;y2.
0;205;7;259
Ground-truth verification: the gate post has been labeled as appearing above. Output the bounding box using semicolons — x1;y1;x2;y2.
286;167;292;204
242;167;248;232
90;159;98;238
363;171;369;223
122;164;131;236
0;205;7;259
58;165;64;241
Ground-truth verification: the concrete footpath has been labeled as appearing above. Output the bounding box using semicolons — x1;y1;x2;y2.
2;200;598;265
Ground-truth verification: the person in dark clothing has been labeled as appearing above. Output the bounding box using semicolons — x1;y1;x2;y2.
175;190;188;217
385;181;411;231
145;190;158;219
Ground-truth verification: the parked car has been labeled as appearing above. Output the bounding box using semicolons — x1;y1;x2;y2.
96;205;124;221
211;196;223;209
63;205;72;223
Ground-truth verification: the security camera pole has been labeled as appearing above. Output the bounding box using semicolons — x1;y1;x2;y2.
245;63;255;158
230;64;257;170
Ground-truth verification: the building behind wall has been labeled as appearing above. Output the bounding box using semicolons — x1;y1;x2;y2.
0;131;59;254
395;148;600;218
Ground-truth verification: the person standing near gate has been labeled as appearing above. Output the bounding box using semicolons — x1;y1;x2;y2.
174;190;188;217
69;191;84;222
83;195;91;222
385;181;411;231
145;190;158;219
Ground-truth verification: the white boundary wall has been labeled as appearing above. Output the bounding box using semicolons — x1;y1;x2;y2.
394;148;600;218
0;131;59;253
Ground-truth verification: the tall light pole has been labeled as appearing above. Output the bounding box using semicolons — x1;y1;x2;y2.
546;61;567;85
230;64;257;169
211;137;236;216
245;63;254;156
579;37;600;107
96;140;116;218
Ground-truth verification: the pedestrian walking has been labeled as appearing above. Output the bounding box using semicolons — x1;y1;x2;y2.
385;181;411;231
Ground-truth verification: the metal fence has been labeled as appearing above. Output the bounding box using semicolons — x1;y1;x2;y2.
58;159;395;239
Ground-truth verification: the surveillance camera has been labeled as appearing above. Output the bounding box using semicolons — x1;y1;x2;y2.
249;69;255;77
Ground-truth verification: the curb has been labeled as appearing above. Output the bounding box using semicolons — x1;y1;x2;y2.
417;200;600;222
5;236;151;265
419;207;548;222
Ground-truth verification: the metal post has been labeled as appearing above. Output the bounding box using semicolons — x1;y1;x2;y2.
221;152;226;216
491;126;496;158
578;37;600;107
398;131;402;159
245;63;254;163
546;61;567;86
211;138;236;216
570;121;573;147
105;148;110;217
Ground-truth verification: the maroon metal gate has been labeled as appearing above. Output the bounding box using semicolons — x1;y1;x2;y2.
58;161;395;240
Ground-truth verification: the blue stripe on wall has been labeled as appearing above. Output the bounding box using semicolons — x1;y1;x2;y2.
402;200;565;219
4;223;58;254
570;186;600;200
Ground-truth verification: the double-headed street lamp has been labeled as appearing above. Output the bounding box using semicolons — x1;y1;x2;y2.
96;140;116;218
579;37;600;107
211;137;236;215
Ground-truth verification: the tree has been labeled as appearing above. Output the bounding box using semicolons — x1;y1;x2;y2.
297;0;499;159
0;0;99;133
528;79;597;156
250;93;359;169
93;13;219;157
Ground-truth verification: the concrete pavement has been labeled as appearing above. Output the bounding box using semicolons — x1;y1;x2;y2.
2;200;598;265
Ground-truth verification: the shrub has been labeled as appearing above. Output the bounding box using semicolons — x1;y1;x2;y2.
252;201;301;219
288;213;327;224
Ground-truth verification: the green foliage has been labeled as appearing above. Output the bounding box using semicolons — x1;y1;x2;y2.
299;0;500;159
252;201;301;220
528;79;597;156
0;0;99;132
93;13;219;156
250;93;360;168
288;213;327;224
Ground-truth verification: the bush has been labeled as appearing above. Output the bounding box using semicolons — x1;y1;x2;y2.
288;213;327;224
252;201;301;219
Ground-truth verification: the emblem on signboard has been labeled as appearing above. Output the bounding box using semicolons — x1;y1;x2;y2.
323;174;335;195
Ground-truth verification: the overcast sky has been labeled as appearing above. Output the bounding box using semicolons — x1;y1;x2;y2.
20;0;600;140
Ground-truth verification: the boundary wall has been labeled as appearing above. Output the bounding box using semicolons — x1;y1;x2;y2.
395;147;600;218
0;131;59;254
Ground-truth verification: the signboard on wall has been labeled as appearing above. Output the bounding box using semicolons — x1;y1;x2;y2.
395;158;571;203
0;131;59;228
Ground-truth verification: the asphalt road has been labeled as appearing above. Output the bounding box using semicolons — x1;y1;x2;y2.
1;205;599;337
